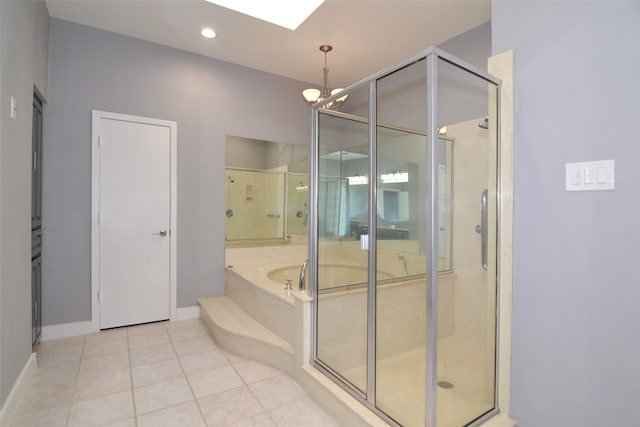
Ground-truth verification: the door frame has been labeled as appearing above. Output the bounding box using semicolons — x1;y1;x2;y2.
91;110;178;332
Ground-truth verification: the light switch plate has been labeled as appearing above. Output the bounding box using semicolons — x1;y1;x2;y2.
566;160;615;191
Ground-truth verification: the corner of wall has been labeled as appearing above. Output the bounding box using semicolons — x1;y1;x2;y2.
0;0;50;408
488;49;514;418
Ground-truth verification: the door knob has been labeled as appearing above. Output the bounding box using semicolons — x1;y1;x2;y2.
153;230;168;237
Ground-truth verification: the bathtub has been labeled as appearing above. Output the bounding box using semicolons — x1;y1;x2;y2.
268;264;395;291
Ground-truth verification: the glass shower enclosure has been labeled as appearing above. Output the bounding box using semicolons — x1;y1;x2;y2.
309;47;500;426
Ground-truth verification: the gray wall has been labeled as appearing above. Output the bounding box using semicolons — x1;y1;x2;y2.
0;0;49;407
439;21;491;72
44;19;311;325
492;2;640;426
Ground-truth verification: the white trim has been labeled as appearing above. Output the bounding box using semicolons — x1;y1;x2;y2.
0;353;37;426
176;306;200;320
91;110;178;332
41;320;93;341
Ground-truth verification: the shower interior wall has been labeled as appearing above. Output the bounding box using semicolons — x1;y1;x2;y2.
225;136;309;243
314;117;493;372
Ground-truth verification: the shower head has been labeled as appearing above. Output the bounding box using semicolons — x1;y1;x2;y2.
478;117;489;129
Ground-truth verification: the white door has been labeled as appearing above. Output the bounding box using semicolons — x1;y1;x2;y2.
93;112;175;329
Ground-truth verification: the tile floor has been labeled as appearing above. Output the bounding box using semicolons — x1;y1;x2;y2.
10;318;339;427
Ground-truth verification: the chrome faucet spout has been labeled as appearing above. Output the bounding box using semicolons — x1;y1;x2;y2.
396;253;408;276
299;260;308;291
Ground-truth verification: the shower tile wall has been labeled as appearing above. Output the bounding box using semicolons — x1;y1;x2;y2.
448;119;493;341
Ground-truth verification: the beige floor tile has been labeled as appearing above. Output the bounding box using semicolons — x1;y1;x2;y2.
128;329;170;350
130;342;176;367
15;386;73;416
85;328;128;344
179;349;228;375
127;321;168;337
68;390;134;427
133;377;194;415
248;375;307;410
173;335;217;357
9;405;69;427
220;348;252;365
106;418;136;427
23;366;78;399
166;320;209;343
187;366;243;399
132;358;184;388
38;335;85;352
37;343;84;367
269;396;339;427
137;401;205;427
231;413;277;427
187;366;244;399
197;386;264;426
83;336;128;359
73;367;131;402
80;351;130;373
233;360;282;384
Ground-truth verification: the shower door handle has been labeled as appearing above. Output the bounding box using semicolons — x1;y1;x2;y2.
475;189;488;271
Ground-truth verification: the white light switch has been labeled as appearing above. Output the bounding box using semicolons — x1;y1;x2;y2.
566;160;615;191
10;96;16;119
584;167;594;184
571;169;581;185
597;167;608;183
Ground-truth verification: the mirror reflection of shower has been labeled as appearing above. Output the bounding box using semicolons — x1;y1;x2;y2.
225;135;309;247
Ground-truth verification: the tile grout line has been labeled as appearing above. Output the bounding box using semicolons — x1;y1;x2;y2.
64;333;87;426
231;363;282;425
166;321;209;425
225;354;303;426
126;325;140;427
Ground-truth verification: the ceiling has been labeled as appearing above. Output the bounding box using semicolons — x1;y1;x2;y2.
45;0;491;89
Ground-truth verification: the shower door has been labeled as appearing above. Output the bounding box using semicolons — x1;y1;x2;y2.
314;85;371;394
311;47;500;427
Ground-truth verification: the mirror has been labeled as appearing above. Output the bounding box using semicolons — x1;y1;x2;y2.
225;136;309;247
224;128;452;272
317;111;453;273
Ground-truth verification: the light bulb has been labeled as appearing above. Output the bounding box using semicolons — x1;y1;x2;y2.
201;28;216;39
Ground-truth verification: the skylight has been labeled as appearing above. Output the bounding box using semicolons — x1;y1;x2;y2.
204;0;325;30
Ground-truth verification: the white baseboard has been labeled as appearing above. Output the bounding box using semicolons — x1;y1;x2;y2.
0;353;37;426
176;306;200;320
41;320;93;341
40;310;199;340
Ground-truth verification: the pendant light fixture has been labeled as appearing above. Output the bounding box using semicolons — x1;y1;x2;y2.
302;44;348;108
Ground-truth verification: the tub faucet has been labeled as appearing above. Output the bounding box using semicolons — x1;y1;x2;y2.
396;253;408;276
299;260;308;291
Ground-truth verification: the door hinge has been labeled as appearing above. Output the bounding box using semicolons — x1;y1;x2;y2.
98;289;103;302
98;135;102;148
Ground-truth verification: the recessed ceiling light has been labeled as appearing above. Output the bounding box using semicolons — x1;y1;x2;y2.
204;0;325;30
201;28;216;39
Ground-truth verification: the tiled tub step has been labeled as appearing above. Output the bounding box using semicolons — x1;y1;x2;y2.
198;296;294;376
